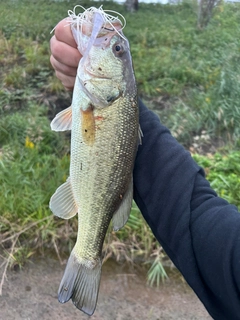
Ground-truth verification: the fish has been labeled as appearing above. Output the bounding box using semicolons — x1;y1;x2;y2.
49;6;139;316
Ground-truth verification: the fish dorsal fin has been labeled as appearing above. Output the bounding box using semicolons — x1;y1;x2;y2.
51;106;72;132
49;177;78;219
112;177;133;231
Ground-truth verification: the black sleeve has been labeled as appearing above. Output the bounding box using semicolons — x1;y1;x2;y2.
133;100;240;320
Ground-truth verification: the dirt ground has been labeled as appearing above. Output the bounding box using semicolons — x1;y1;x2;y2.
0;256;212;320
0;96;214;320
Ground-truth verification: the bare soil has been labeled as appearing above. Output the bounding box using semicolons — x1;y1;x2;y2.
0;256;212;320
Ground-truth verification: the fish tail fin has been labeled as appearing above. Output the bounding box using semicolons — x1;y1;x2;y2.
58;252;102;316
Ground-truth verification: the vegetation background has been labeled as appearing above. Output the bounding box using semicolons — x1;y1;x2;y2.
1;0;240;287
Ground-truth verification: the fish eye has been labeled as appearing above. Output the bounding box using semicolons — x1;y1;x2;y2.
113;43;125;56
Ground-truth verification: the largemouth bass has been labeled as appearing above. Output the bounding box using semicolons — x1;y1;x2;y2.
49;6;139;316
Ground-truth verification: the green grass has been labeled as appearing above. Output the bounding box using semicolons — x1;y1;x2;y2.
193;151;240;208
0;103;72;264
2;1;240;146
2;0;240;286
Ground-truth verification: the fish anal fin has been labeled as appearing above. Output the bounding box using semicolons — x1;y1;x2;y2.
49;177;78;219
58;252;102;316
81;105;95;146
112;177;133;231
51;106;72;131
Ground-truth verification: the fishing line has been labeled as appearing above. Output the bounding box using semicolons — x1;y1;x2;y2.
51;5;127;57
67;5;127;50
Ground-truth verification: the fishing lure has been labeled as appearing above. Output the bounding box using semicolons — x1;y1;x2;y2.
67;5;126;59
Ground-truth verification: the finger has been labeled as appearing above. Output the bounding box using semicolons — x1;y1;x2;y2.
55;70;76;90
50;35;81;68
54;18;77;48
50;55;77;77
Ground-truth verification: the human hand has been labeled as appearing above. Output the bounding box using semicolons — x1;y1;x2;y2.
50;19;82;90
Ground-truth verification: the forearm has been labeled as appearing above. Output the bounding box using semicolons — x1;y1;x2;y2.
133;100;240;319
190;172;240;319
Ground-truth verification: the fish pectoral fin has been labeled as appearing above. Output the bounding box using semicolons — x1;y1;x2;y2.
112;177;133;231
50;106;72;131
49;177;78;219
58;252;102;316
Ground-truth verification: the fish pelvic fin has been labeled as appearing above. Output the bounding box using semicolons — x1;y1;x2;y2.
112;176;133;231
49;177;78;219
58;252;102;316
51;106;72;131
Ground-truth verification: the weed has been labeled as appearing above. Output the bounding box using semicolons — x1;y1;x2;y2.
193;151;240;208
146;248;169;287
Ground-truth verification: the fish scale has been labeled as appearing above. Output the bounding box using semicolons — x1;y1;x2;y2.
49;7;139;316
73;96;138;249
